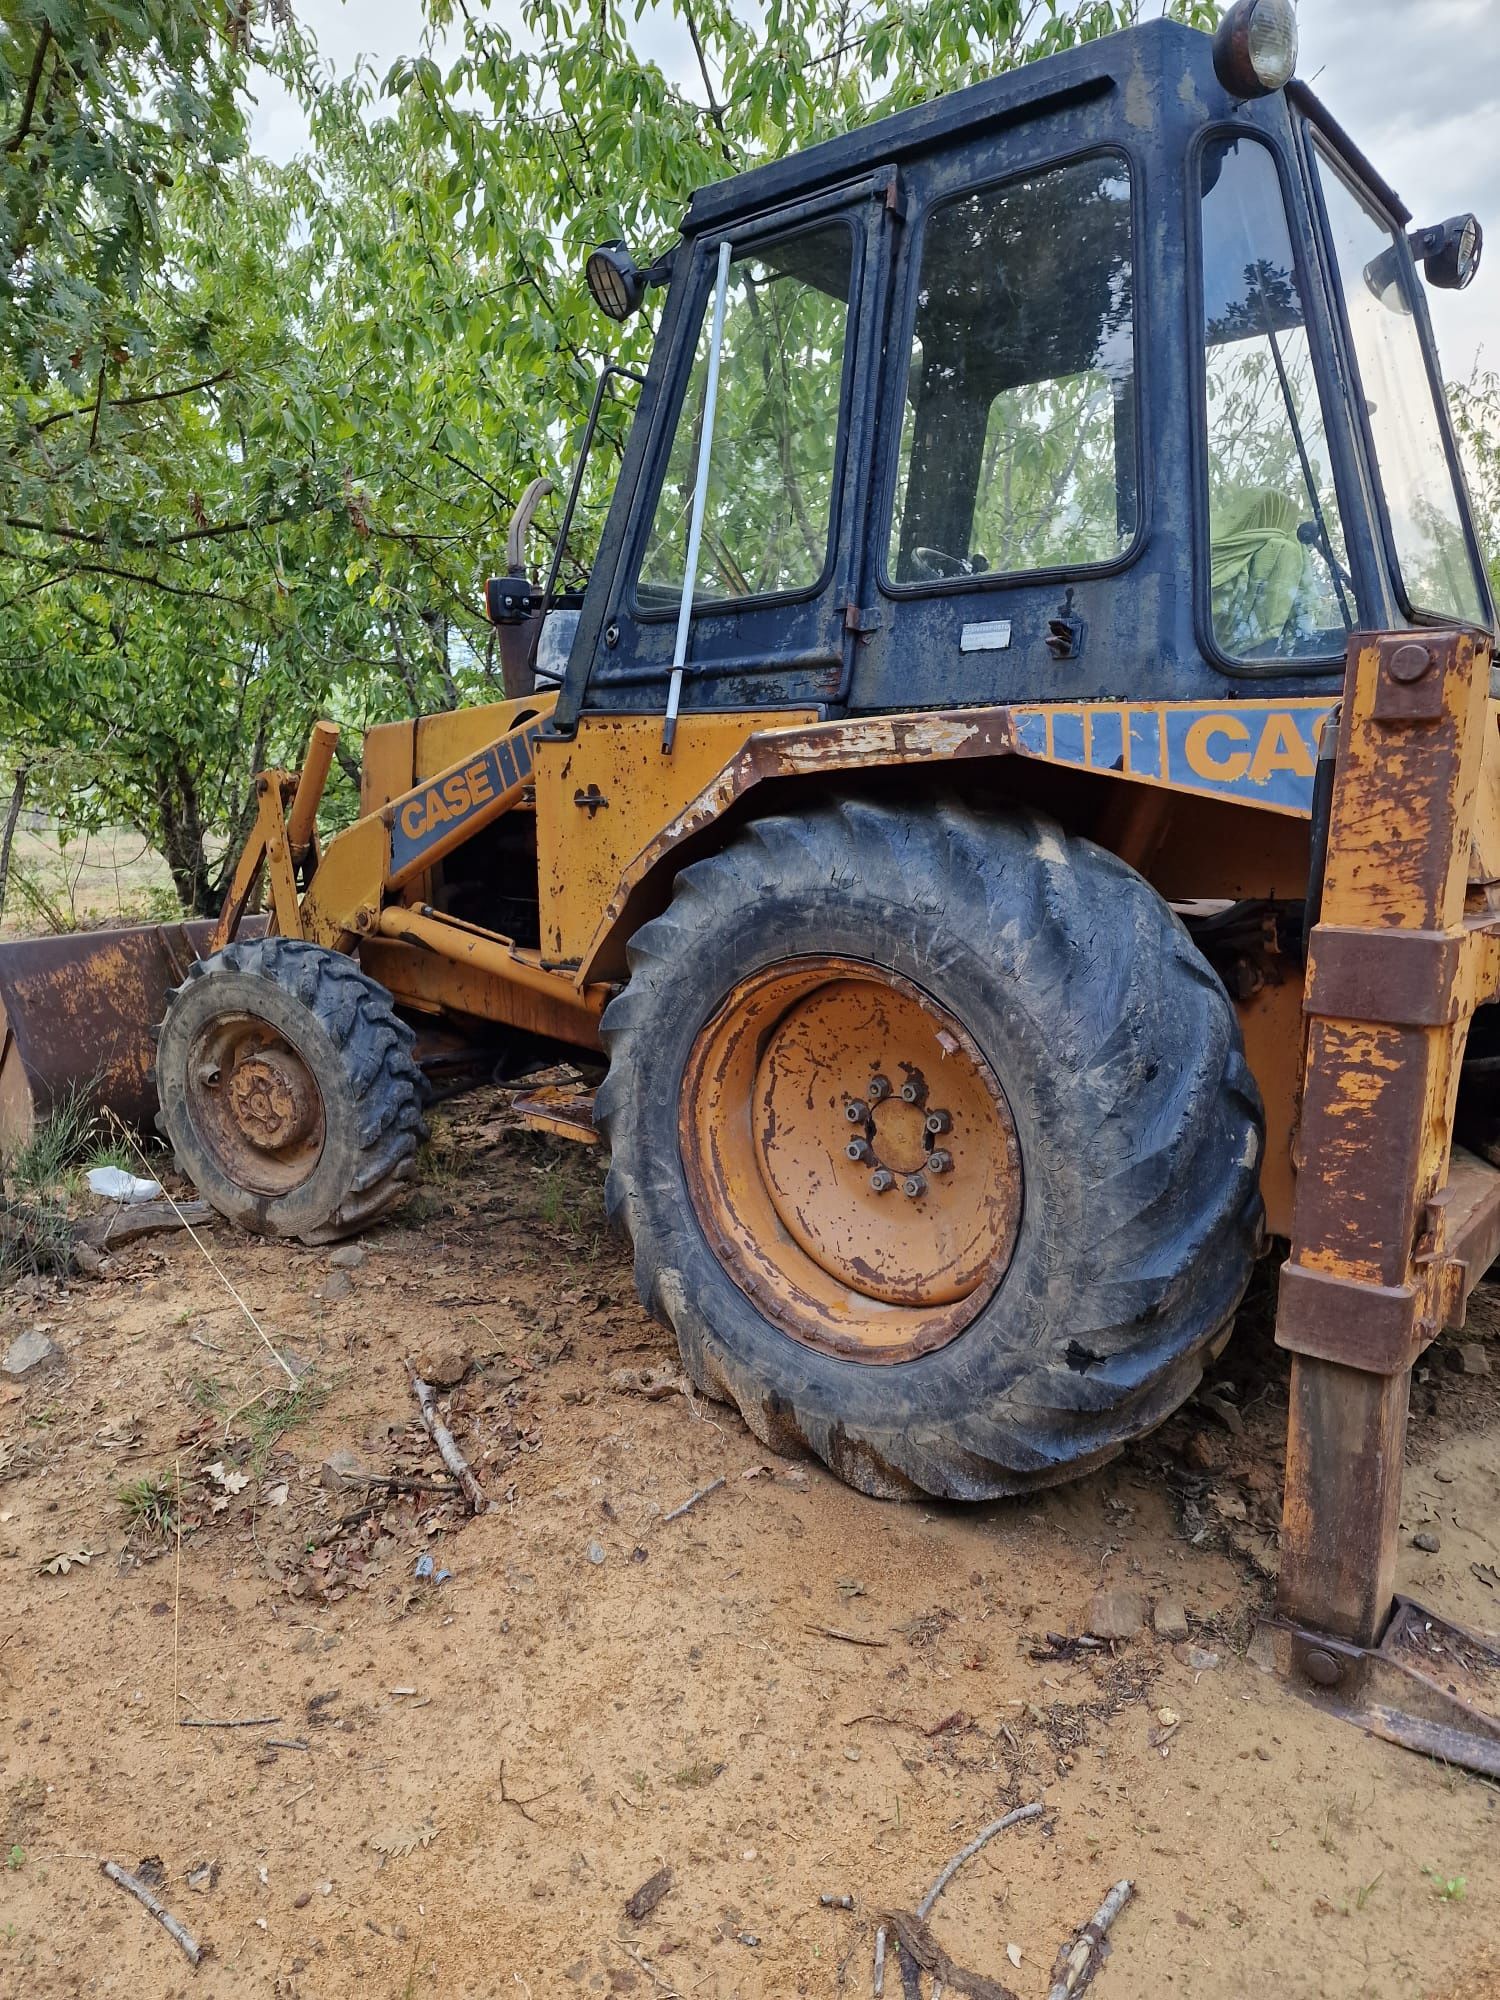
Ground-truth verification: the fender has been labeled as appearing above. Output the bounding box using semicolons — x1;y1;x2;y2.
571;698;1336;986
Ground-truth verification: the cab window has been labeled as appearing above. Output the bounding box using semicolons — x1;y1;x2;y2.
1199;135;1353;662
888;153;1138;586
637;223;853;611
1314;147;1486;628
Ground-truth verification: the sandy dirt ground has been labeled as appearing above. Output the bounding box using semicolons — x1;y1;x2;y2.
1;1089;1498;1999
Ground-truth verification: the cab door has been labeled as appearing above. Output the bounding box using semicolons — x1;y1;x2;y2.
571;171;899;719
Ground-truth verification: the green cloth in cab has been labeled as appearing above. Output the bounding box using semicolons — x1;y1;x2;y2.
1210;487;1308;654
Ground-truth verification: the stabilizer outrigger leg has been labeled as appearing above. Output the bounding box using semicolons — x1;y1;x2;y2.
1260;628;1500;1774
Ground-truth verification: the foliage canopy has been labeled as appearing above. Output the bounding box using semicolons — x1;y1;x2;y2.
0;0;1491;918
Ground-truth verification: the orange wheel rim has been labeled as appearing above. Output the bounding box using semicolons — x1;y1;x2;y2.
185;1014;326;1198
681;958;1022;1362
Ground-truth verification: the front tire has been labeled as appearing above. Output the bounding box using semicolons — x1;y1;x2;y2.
597;797;1263;1500
156;938;425;1244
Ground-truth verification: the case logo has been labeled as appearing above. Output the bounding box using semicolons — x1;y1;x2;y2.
1011;700;1332;815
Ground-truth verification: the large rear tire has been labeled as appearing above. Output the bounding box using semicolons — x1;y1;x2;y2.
156;937;425;1244
597;798;1263;1500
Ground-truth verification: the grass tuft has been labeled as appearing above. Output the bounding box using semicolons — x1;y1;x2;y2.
117;1472;177;1541
0;1093;100;1281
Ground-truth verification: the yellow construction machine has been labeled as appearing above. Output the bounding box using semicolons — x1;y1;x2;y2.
3;2;1499;1767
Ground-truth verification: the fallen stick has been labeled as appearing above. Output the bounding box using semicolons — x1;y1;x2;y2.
873;1924;887;1996
918;1802;1044;1920
1045;1880;1134;2000
883;1910;1016;2000
178;1715;281;1729
101;1860;203;1965
405;1360;488;1512
806;1624;889;1649
662;1475;725;1522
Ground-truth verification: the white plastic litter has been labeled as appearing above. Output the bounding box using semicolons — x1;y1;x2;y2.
86;1167;163;1204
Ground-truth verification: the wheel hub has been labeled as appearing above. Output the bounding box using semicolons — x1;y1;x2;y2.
682;958;1023;1362
186;1014;327;1197
226;1048;318;1150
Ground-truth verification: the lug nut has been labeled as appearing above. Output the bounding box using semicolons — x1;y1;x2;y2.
900;1077;927;1106
927;1149;952;1175
924;1109;951;1135
901;1174;927;1199
845;1100;868;1124
846;1137;874;1165
868;1074;891;1103
869;1168;894;1194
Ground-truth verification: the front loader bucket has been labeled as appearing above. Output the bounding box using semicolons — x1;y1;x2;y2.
0;918;264;1148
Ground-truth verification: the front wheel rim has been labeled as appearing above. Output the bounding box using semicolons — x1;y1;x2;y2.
184;1012;327;1198
680;957;1023;1363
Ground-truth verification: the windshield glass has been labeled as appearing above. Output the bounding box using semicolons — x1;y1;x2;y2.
1314;146;1486;627
1199;135;1354;663
637;223;852;609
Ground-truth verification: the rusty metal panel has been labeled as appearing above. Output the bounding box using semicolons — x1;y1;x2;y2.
533;712;813;964
1276;1263;1421;1373
1275;628;1497;1648
1305;926;1463;1027
356;939;604;1054
0;917;265;1146
511;1082;599;1145
574;708;1020;982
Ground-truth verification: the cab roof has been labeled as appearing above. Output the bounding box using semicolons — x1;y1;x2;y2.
678;17;1407;239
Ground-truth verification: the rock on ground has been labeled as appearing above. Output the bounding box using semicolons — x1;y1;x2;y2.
2;1328;59;1377
1153;1597;1191;1641
1085;1587;1149;1640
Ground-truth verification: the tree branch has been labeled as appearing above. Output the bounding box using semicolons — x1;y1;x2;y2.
2;502;328;552
29;366;235;436
3;24;53;154
0;547;253;609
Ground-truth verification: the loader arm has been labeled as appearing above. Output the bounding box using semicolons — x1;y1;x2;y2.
213;691;608;1050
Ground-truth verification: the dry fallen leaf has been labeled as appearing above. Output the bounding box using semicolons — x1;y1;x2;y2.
264;1482;289;1508
206;1461;250;1496
370;1819;438;1859
40;1548;100;1575
1007;1943;1023;1969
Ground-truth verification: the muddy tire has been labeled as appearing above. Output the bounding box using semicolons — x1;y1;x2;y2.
156;938;425;1244
597;798;1263;1500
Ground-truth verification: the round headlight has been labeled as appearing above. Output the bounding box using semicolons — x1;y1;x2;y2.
1426;213;1483;291
586;242;646;323
1213;0;1299;100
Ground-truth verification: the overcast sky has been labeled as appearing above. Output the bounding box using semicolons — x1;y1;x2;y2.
249;0;1500;381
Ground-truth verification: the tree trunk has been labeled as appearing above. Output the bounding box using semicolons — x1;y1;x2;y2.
156;766;215;916
0;763;30;925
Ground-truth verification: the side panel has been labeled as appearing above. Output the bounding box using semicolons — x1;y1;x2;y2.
566;700;1330;985
533;713;817;964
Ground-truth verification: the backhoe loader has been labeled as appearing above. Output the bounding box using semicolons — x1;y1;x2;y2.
3;1;1499;1769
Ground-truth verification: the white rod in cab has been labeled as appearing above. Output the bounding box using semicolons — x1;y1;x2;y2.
662;236;732;754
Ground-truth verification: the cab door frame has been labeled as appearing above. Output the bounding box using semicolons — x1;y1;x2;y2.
555;167;903;728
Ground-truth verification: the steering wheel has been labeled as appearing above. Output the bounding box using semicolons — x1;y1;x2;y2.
908;545;973;582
